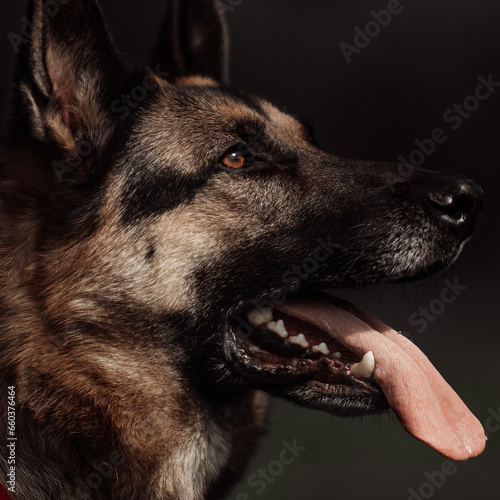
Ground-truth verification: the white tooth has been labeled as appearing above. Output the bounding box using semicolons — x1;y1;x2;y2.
246;307;273;327
288;334;309;349
332;352;342;359
350;351;375;378
311;343;330;355
266;319;288;338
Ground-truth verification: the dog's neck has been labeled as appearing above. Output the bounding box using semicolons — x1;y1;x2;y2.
0;292;266;498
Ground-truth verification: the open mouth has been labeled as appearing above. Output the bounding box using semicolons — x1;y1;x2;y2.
229;294;385;408
226;291;486;461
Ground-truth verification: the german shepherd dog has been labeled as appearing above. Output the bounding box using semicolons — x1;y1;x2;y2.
0;0;487;499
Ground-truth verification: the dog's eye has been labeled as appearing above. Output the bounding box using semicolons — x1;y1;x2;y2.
222;151;247;169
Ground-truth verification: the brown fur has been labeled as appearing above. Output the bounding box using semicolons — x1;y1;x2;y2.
0;1;271;497
0;1;483;499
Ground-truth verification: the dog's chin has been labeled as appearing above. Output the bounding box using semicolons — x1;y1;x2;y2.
388;257;452;284
268;381;389;415
223;291;390;417
389;238;468;284
366;230;470;285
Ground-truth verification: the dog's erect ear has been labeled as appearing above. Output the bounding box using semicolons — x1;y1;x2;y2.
151;0;229;84
11;0;126;159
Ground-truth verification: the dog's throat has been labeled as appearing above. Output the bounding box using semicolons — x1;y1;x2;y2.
236;292;486;461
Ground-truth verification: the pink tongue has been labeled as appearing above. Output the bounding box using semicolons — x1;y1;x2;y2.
276;296;486;460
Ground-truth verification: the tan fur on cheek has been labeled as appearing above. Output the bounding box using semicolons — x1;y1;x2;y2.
41;181;210;323
43;226;194;322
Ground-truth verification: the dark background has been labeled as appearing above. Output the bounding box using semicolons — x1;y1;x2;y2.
1;1;499;499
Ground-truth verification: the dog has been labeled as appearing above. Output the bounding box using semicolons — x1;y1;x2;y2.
0;0;486;499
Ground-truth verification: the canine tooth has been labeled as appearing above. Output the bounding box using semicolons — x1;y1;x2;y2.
246;307;273;327
332;352;342;359
350;351;375;378
311;343;330;355
288;334;309;349
266;319;288;338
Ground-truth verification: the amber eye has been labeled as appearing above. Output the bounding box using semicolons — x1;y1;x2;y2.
222;151;247;169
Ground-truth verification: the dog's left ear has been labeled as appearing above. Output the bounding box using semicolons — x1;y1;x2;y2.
151;0;229;84
11;0;127;158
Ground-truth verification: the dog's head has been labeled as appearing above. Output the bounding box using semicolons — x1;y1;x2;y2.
3;0;485;460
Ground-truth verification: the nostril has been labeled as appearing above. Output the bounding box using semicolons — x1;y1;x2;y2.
428;192;455;211
428;191;474;223
426;177;483;238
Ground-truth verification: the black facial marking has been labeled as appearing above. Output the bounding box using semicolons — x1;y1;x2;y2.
120;161;207;224
227;120;299;165
145;244;156;261
229;119;266;143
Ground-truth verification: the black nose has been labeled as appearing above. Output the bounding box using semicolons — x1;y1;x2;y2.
427;175;484;240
